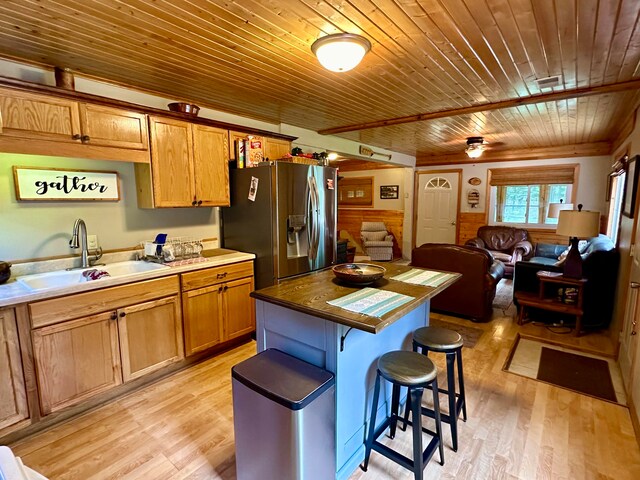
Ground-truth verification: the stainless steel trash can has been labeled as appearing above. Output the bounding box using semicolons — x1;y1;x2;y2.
232;348;335;480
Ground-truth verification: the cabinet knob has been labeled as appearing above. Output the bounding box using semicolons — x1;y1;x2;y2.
218;286;223;293
197;200;203;206
110;312;117;320
81;135;90;142
119;311;126;318
72;134;82;141
192;200;197;206
223;285;228;292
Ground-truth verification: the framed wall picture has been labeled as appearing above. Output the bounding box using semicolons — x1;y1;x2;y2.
13;166;121;201
623;155;639;218
380;185;399;199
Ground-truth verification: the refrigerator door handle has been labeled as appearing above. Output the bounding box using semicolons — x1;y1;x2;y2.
307;176;316;261
312;177;320;261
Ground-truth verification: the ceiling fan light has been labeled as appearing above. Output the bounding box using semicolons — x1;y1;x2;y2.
311;33;371;72
465;145;484;158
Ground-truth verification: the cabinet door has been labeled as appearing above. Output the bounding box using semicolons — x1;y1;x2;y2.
118;296;184;382
0;87;81;142
264;137;291;160
79;104;149;150
192;124;230;206
182;285;224;356
33;312;122;415
223;277;255;340
0;308;29;431
148;116;195;207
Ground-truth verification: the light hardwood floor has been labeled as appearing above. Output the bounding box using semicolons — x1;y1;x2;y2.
10;306;640;479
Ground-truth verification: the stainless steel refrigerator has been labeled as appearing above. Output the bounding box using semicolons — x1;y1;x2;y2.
222;163;337;290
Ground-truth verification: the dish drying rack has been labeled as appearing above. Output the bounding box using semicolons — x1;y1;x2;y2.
141;236;204;264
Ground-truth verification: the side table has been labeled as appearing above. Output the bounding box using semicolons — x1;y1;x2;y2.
514;271;587;337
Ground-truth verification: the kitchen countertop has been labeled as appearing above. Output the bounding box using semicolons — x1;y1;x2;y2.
0;249;255;308
251;263;460;334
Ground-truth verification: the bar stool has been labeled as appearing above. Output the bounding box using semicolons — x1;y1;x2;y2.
361;351;444;480
403;326;467;452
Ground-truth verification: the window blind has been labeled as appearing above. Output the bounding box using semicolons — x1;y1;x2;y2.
489;164;577;186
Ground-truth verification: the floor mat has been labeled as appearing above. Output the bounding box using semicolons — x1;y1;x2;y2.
537;347;617;402
428;318;484;349
493;278;513;311
504;336;626;405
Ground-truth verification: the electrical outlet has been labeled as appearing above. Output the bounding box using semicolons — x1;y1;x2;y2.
87;235;99;250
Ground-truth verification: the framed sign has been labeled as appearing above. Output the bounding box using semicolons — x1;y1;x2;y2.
623;156;639;218
380;185;399;199
13;166;120;201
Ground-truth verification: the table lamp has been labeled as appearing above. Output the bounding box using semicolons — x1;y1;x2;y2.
548;199;574;219
555;204;600;278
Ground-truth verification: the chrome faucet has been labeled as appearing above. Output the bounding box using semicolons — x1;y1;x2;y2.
69;218;102;269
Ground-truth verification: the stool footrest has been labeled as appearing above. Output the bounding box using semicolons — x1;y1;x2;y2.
372;433;441;471
420;398;465;423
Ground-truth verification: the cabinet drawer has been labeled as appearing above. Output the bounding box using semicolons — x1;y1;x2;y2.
30;276;179;328
181;261;254;291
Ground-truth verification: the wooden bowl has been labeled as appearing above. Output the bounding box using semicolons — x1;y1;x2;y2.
167;102;200;116
332;263;385;285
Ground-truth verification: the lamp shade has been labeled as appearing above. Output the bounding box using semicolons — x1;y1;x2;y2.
556;209;600;238
311;33;371;72
548;202;574;218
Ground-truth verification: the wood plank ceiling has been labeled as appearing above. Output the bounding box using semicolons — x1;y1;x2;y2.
0;0;639;164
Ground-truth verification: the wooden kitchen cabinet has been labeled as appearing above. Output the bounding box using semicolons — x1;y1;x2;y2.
118;296;184;382
0;308;29;431
32;311;122;415
136;116;229;208
264;137;291;160
0;87;150;162
79;103;149;150
181;261;255;356
0;87;81;142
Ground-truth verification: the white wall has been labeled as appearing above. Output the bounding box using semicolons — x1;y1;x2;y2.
415;156;611;216
0;153;218;261
339;168;406;210
0;58;416;262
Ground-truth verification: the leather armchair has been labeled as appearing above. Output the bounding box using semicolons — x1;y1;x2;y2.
465;226;533;278
361;222;394;261
411;243;505;322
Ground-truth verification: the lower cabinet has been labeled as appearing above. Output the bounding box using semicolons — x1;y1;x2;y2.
32;312;122;415
29;276;183;416
117;296;183;382
182;262;255;356
0;308;29;431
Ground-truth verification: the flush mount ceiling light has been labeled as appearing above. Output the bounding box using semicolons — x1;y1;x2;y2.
465;136;486;159
311;33;371;72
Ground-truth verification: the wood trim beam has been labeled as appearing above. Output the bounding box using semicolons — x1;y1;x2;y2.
416;142;611;166
0;75;297;142
331;159;401;172
318;80;640;135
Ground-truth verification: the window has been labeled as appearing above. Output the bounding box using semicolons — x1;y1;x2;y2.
496;184;569;224
489;164;577;228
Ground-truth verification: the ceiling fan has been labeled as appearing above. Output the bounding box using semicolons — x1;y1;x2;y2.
465;136;489;158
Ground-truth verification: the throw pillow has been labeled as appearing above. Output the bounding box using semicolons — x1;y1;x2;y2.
364;231;387;241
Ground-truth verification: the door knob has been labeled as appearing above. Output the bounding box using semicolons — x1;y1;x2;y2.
632;282;640;288
450;222;456;226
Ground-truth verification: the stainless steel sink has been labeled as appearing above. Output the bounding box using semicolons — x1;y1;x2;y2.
17;261;170;292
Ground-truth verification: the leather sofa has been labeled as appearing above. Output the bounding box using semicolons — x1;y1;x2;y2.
513;234;619;329
465;226;533;278
411;243;505;322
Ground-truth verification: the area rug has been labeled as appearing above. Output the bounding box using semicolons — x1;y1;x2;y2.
493;278;513;312
428;318;484;349
504;336;625;405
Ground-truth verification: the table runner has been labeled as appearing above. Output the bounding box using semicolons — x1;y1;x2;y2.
391;268;456;287
327;287;414;317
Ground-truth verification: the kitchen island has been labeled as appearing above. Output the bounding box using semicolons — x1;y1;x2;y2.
250;263;459;480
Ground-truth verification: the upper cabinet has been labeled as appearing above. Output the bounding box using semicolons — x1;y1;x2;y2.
0;87;150;163
264;137;292;160
136;116;229;208
78;104;148;150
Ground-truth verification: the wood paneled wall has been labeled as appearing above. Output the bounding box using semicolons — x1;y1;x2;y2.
338;209;404;259
527;229;570;246
458;212;487;245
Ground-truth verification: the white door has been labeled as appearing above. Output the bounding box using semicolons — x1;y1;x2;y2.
415;172;459;247
620;220;640;391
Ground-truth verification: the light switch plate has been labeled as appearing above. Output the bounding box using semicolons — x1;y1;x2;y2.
87;235;99;250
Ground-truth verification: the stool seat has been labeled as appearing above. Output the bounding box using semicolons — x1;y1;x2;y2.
414;326;463;351
378;351;437;386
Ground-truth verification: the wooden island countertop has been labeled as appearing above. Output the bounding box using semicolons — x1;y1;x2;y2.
250;263;460;334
